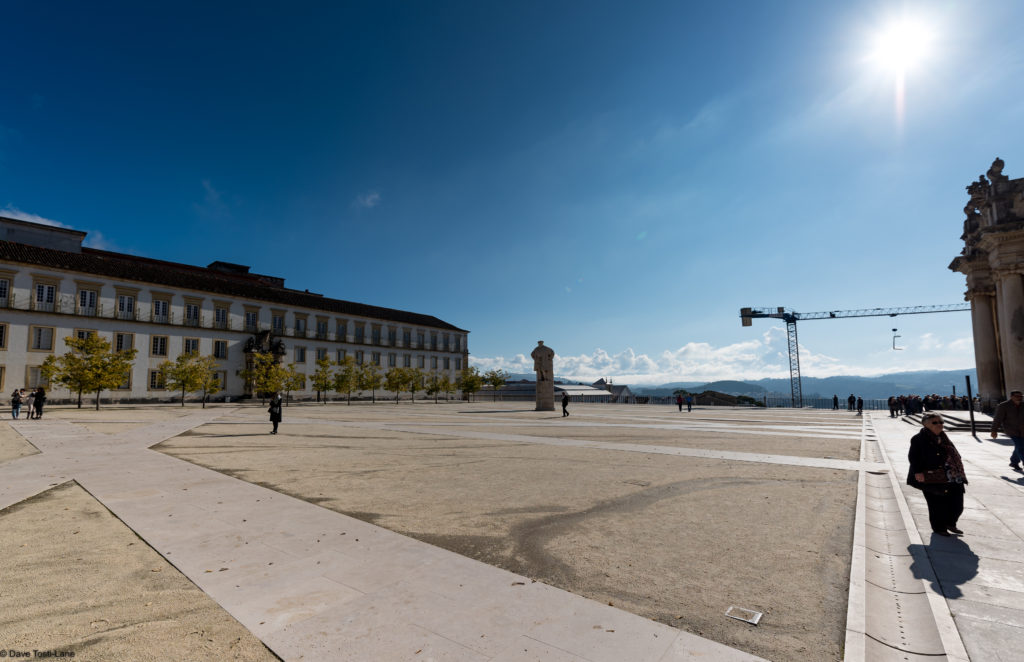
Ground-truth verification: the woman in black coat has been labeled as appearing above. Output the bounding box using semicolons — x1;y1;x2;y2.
907;413;968;536
33;387;46;419
268;393;283;434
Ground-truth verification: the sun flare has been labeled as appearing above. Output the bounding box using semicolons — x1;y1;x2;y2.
870;19;934;75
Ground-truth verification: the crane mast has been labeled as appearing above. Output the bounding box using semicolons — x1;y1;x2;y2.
739;304;972;407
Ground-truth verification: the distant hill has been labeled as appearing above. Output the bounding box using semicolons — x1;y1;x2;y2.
633;369;977;399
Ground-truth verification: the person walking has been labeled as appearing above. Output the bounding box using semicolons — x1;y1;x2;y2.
676;394;684;412
832;394;839;410
990;389;1024;473
561;392;570;417
33;387;46;419
685;395;693;412
10;389;22;419
268;393;283;434
24;389;36;420
856;397;864;415
908;413;968;536
847;394;856;411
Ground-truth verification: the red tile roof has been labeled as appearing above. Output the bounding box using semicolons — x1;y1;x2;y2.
0;240;467;333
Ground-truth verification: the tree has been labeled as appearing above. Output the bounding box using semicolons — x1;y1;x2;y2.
239;352;288;404
194;355;222;408
283;363;304;405
333;355;360;404
406;368;424;403
159;351;207;406
384;367;408;404
40;335;137;410
441;373;456;401
484;369;510;401
457;366;483;402
360;362;383;403
425;372;445;404
311;356;335;403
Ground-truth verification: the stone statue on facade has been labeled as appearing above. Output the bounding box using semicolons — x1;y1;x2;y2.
531;340;555;411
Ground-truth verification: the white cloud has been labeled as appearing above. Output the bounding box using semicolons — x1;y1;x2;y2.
470;326;974;385
353;190;382;209
193;180;231;220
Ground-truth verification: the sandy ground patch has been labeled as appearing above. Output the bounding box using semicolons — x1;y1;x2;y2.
0;419;39;463
0;481;279;662
158;404;857;661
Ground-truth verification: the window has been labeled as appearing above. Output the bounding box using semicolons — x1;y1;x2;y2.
0;365;4;391
29;326;54;351
371;351;381;366
117;370;131;390
403;354;411;368
152;299;169;323
213;340;228;359
244;310;259;332
455;358;461;370
295;346;306;363
0;278;9;306
295;317;307;336
115;332;134;352
387;329;397;345
78;289;98;316
444;335;450;351
215;371;228;391
184;338;200;355
149;370;166;390
184;302;200;327
431;356;438;370
403;330;411;346
444;357;450;370
430;333;438;350
417;355;425;369
75;329;95;340
0;323;6;349
336;321;347;339
417;332;425;348
151;336;168;356
295;374;307;390
336;348;346;362
371;327;381;345
215;306;228;329
316;320;328;339
388;353;396;367
117;294;135;320
454;336;461;352
27;366;49;388
354;326;364;343
34;283;56;312
355;350;364;365
316;348;328;361
272;314;285;334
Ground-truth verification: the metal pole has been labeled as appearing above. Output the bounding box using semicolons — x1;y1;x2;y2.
966;376;976;436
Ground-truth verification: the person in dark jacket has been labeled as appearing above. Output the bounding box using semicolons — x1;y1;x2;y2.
561;392;570;417
33;387;46;419
10;389;22;419
856;397;863;415
990;390;1023;472
908;413;968;536
832;394;839;410
268;393;283;434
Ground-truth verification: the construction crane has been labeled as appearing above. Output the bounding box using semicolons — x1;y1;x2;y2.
739;304;972;407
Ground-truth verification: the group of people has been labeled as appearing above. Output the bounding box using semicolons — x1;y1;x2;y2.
9;387;47;419
833;394;864;413
889;394;973;417
908;390;1023;538
675;394;693;412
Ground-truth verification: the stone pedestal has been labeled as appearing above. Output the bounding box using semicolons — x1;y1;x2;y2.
969;292;1004;407
531;341;555;411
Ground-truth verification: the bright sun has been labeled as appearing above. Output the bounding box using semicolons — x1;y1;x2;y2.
870;19;934;75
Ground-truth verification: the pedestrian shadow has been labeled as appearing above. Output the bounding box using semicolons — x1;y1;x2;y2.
1000;475;1024;486
908;538;979;599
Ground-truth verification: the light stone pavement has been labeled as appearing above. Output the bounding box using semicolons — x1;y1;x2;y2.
3;404;1019;660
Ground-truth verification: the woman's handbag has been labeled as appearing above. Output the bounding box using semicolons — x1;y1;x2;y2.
919;468;948;484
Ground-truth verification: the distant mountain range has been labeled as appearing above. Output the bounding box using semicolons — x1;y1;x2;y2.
631;370;979;400
491;369;979;400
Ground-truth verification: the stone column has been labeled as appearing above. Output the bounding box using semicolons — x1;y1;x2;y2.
968;291;1003;407
996;269;1024;391
531;341;555;411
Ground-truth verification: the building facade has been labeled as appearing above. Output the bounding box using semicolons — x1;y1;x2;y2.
950;158;1024;409
0;216;469;401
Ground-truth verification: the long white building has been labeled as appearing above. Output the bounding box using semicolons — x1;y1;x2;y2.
0;216;469;401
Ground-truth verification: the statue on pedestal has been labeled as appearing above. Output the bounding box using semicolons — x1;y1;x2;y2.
531;340;555;411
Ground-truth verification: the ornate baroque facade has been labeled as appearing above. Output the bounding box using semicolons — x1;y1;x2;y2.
0;216;469;401
950;158;1024;408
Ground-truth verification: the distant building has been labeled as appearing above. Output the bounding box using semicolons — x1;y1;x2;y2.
478;379;612;403
591;378;635;403
0;216;468;401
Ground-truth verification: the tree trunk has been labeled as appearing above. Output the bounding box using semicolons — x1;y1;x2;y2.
78;388;83;408
95;390;101;410
202;391;207;408
181;386;186;406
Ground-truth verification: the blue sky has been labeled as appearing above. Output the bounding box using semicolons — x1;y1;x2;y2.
3;1;1022;385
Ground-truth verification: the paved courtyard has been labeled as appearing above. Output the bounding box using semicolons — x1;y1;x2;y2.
1;401;1021;661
